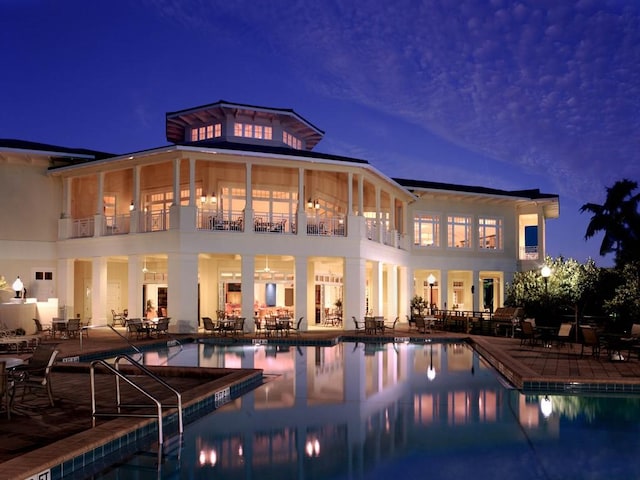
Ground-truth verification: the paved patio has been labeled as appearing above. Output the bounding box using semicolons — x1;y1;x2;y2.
1;324;639;478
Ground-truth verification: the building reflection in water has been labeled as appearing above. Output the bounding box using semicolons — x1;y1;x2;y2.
155;341;564;478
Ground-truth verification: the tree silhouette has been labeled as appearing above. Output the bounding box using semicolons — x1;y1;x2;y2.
580;179;640;267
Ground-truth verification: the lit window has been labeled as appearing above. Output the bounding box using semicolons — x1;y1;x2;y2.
447;215;472;248
190;129;198;141
255;125;263;139
206;125;213;138
214;124;221;137
234;122;243;136
244;124;253;137
414;213;440;247
264;126;272;140
478;217;503;250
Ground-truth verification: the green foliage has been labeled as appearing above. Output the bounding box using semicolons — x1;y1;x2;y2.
604;261;640;322
505;256;601;323
410;295;427;315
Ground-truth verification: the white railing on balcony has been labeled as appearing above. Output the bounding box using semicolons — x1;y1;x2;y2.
519;245;539;260
253;212;295;234
103;214;131;236
306;216;346;236
71;217;94;238
140;210;169;233
365;218;378;241
198;209;245;232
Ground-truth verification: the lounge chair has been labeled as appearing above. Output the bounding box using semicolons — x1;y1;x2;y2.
202;317;217;335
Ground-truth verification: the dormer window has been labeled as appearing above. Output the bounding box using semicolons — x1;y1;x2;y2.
233;122;273;140
283;131;302;149
190;123;221;142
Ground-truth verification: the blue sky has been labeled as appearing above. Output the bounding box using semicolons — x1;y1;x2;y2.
2;0;639;267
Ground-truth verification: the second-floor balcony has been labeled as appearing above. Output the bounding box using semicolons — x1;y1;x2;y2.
66;208;407;249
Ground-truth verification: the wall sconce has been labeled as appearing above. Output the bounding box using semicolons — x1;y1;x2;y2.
210;193;217;204
307;198;313;209
200;194;206;204
314;200;320;209
129;201;134;211
13;276;23;298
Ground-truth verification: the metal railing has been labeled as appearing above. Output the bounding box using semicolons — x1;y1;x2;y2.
90;353;183;446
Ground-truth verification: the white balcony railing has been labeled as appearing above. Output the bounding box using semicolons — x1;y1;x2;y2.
140;210;169;232
306;216;346;236
519;245;539;260
103;214;130;236
198;209;245;232
71;217;94;238
253;212;295;234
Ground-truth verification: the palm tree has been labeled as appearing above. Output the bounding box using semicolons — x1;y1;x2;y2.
580;179;640;266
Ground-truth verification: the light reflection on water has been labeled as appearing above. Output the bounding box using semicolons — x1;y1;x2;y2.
95;341;640;479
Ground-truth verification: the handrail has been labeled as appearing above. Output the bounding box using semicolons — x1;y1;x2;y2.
90;359;165;445
114;354;183;434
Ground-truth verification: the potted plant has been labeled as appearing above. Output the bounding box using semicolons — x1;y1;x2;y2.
410;295;427;317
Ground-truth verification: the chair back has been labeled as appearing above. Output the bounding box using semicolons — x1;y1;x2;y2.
67;318;81;333
581;326;598;345
295;317;303;330
352;316;363;330
27;343;58;370
33;318;45;333
558;323;572;337
631;323;640;338
521;319;535;335
155;317;169;333
202;317;215;332
126;318;142;332
234;317;245;331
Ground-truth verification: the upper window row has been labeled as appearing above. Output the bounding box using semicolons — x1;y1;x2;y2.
283;131;302;149
234;122;273;140
190;124;222;142
414;213;503;250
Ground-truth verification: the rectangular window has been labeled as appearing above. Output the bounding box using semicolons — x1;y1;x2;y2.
447;215;471;248
190;129;198;141
244;124;253;137
413;213;440;247
254;125;263;139
264;126;272;140
206;125;213;139
214;123;221;137
234;122;243;137
478;217;503;250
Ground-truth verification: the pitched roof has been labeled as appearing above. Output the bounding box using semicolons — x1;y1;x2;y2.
0;138;114;164
393;177;558;200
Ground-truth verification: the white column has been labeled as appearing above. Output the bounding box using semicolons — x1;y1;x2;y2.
168;252;199;333
172;158;181;205
57;258;75;316
387;264;398;321
375;186;382;243
188;157;196;206
347;172;354;215
294;256;308;330
372;261;383;314
537;208;546;260
241;255;255;332
63;177;71;218
440;270;449;311
345;257;367;327
130;165;141;233
297;168;306;236
91;256;108;326
94;172;105;237
128;255;143;319
357;174;364;216
244;163;253;231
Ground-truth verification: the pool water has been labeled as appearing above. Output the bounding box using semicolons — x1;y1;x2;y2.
92;341;640;479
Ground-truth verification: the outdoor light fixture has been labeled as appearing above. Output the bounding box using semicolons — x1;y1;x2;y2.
427;274;436;313
541;265;551;294
200;193;206;204
314;200;320;209
307;198;313;209
540;395;552;417
210;193;217;204
129;201;134;211
13;276;23;298
427;344;436;381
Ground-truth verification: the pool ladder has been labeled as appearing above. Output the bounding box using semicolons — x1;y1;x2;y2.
89;353;184;447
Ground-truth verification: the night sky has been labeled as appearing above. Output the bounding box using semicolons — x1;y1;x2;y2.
2;0;639;267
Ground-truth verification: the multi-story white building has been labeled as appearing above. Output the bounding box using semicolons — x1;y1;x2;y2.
0;100;558;332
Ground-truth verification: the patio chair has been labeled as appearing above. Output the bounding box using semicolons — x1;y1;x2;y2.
66;318;81;339
231;317;245;336
383;317;399;333
33;318;52;340
520;319;541;346
555;323;573;348
289;317;304;336
152;317;170;336
0;361;14;419
125;318;148;340
415;316;428;334
9;343;59;408
202;317;217;335
352;316;365;333
580;326;602;357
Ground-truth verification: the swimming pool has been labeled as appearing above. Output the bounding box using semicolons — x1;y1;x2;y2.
90;340;640;479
